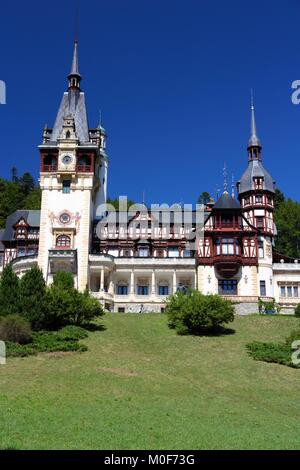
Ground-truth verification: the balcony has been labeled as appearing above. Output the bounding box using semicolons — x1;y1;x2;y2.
76;164;92;173
41;164;57;172
213;221;242;230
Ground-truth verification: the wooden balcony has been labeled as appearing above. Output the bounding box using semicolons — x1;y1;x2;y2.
76;164;93;173
41;164;57;172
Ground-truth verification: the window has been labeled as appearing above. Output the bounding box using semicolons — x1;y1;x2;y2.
168;247;179;257
244;196;250;206
118;308;125;313
137;286;149;296
62;180;71;194
17;248;26;258
255;195;263;204
221;238;235;255
256;217;264;229
117;285;128;296
183;249;191;258
260;280;266;297
138;247;149;257
218;280;238;295
16;228;27;239
280;285;299;298
258;240;264;258
159;285;169;296
294;286;299;298
56;234;71;248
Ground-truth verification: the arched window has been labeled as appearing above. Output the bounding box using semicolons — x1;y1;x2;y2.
66;131;71;139
56;234;71;248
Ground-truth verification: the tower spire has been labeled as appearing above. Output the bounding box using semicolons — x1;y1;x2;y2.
248;90;261;149
247;90;262;161
68;40;82;90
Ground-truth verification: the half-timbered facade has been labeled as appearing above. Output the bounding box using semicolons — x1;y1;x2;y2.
0;41;299;313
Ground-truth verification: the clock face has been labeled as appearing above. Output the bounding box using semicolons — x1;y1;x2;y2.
59;212;71;224
62;155;73;165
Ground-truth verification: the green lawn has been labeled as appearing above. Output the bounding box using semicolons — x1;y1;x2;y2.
0;313;300;450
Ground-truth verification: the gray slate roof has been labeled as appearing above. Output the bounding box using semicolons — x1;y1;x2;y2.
238;160;275;194
50;90;89;143
213;192;241;210
2;210;40;241
0;229;4;251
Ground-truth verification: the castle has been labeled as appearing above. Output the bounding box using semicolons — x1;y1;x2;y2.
0;42;299;314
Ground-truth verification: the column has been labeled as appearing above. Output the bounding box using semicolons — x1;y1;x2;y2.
130;270;135;295
151;270;156;295
108;272;114;295
173;270;177;294
100;266;104;292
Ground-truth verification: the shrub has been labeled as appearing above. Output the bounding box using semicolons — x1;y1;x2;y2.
71;290;104;326
0;265;19;316
246;341;293;367
258;297;281;315
285;329;300;346
56;325;88;341
246;329;300;369
42;285;77;329
165;289;234;335
0;315;32;344
52;271;74;290
19;267;46;330
5;329;88;357
43;286;104;329
294;304;300;317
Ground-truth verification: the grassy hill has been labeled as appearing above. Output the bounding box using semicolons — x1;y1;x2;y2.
0;313;300;450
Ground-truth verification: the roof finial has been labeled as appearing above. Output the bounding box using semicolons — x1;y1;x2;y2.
248;89;261;147
223;163;228;194
231;174;235;198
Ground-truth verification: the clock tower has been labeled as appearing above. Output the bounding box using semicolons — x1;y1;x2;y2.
38;41;108;290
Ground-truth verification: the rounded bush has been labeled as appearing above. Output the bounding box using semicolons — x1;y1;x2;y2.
0;315;32;344
294;304;300;317
165;289;235;335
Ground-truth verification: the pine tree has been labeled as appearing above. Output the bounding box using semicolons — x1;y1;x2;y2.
0;265;20;316
19;266;46;330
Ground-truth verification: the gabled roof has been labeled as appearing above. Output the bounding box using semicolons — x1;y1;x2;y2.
2;210;40;241
213;192;241;210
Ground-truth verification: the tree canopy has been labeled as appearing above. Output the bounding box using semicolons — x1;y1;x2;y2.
0;169;41;228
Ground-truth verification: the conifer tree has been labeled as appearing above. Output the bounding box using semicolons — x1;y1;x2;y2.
19;266;46;330
0;265;20;316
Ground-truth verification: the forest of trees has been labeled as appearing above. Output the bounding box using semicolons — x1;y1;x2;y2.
0;170;299;259
0;169;41;229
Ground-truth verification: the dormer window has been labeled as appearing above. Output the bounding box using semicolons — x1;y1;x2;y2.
16;227;27;239
14;218;28;239
254;178;263;190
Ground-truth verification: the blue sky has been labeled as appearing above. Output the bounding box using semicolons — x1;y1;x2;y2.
0;0;300;204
